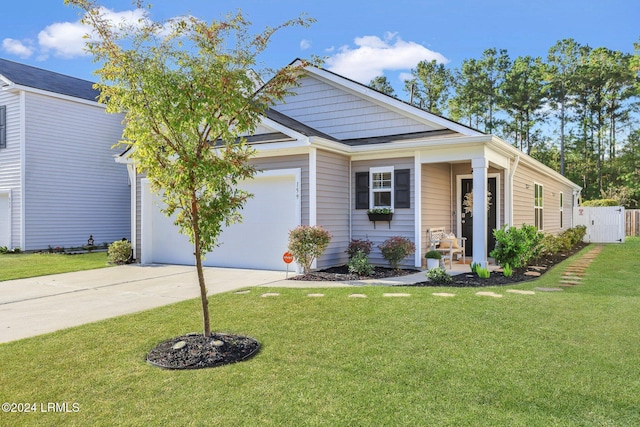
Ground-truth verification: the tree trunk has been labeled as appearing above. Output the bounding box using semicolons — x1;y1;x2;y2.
560;97;565;175
191;195;211;337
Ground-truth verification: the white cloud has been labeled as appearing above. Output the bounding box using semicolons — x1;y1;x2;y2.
2;38;35;58
300;39;311;50
325;33;448;83
38;21;90;58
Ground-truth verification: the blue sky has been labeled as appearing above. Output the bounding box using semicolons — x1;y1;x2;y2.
2;0;638;98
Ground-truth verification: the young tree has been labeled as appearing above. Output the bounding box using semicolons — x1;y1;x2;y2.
66;0;313;337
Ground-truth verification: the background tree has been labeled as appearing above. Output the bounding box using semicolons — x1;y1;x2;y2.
478;48;511;133
500;55;546;154
449;58;487;128
66;0;313;337
369;75;396;97
405;59;452;115
545;38;581;175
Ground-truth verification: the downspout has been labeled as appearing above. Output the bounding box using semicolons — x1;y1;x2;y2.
508;155;520;227
349;160;352;241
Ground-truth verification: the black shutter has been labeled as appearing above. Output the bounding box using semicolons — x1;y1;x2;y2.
355;172;369;209
0;106;6;149
394;169;410;208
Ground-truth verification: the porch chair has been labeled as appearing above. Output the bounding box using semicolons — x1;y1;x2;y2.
428;227;466;269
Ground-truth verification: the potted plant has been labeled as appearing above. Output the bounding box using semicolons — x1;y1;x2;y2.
425;250;442;270
367;208;393;228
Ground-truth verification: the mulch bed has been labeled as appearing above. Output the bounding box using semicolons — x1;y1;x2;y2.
291;242;589;288
147;333;260;370
289;266;420;282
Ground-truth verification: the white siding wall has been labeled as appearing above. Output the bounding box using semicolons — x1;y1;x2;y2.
23;92;129;250
351;157;415;268
0;90;23;249
275;76;439;140
316;150;350;268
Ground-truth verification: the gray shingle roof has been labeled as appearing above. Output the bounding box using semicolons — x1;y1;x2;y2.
0;58;99;102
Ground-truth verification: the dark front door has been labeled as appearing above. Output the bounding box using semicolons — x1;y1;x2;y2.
461;177;497;257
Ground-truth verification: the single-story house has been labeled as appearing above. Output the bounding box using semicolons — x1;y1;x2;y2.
0;58;130;250
121;60;581;271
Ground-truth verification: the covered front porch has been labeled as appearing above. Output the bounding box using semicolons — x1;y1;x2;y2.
413;147;518;269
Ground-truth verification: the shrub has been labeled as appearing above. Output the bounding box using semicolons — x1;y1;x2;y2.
424;250;442;259
346;238;373;259
378;236;416;270
347;250;375;276
581;199;618;207
476;267;491;279
490;224;543;269
502;263;513;278
108;239;132;264
425;267;452;285
0;246;7;254
561;225;586;246
288;225;332;274
470;262;480;274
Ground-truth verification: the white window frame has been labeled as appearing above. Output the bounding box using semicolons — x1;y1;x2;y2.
369;166;394;210
559;191;564;229
534;182;544;230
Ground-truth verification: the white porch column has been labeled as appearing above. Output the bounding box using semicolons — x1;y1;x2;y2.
414;152;422;268
472;158;488;268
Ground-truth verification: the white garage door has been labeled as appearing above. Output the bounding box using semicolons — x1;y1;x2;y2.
0;191;10;248
142;169;300;271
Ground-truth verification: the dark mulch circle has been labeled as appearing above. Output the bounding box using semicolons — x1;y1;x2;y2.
147;333;260;370
289;266;420;282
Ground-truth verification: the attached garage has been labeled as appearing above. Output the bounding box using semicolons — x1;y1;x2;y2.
0;190;10;248
141;169;301;271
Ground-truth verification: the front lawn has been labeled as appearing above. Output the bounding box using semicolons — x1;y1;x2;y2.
0;252;109;281
0;239;639;426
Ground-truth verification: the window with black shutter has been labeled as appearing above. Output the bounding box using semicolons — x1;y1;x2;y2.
355;168;410;209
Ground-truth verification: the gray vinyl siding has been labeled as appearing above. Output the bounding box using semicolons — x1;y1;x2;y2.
421;163;452;256
351;157;415;268
0;90;22;248
23;92;129;250
275;76;441;140
512;163;573;234
316;150;350;268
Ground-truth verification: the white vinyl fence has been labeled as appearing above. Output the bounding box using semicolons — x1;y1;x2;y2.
573;206;626;243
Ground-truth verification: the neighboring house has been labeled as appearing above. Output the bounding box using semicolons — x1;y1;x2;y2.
122;60;581;271
0;59;130;251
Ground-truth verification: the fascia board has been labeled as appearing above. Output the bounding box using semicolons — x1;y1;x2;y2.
260;116;309;141
2;83;104;108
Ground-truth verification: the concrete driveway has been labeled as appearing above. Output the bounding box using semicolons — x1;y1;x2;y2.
0;264;289;343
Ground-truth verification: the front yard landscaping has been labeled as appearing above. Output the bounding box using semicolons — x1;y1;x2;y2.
0;238;639;425
0;252;109;281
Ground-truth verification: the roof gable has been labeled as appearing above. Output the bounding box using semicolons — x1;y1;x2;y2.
0;58;99;102
272;60;484;139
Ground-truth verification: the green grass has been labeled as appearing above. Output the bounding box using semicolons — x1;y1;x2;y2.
0;252;109;281
1;239;639;426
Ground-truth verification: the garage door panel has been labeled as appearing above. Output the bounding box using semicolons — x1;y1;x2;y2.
144;171;299;271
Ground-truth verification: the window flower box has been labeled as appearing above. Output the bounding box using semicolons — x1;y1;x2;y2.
367;208;393;228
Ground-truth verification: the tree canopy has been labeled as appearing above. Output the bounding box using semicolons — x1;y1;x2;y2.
66;0;314;336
